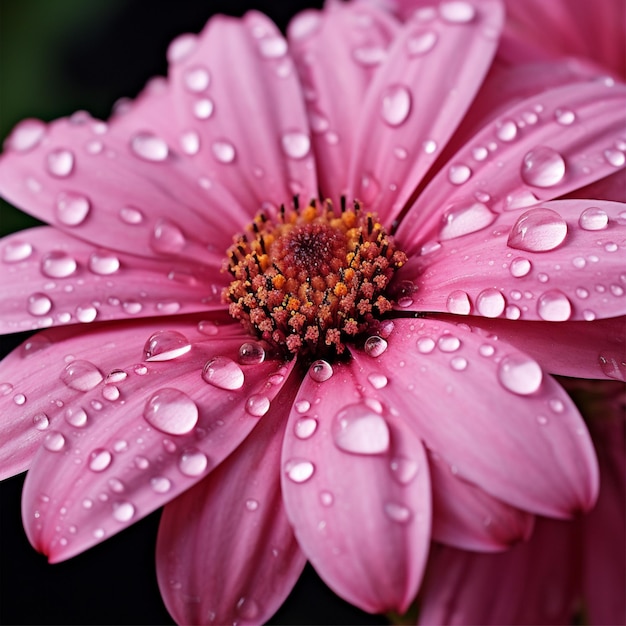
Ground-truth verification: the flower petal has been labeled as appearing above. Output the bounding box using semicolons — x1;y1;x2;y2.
346;0;504;224
428;449;535;552
358;318;599;517
0;227;227;335
281;359;431;613
169;11;317;209
20;318;294;562
397;80;626;251
156;371;306;626
397;199;626;322
288;2;400;201
418;518;580;625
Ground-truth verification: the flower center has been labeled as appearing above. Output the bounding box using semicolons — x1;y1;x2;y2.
224;198;407;358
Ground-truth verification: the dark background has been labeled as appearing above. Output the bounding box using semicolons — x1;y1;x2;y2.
0;1;384;623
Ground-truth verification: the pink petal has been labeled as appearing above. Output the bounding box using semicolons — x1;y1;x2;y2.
435;315;626;381
281;359;431;613
287;3;400;201
418;518;580;625
0;226;227;335
156;374;305;626
0;106;250;260
169;12;317;209
428;449;534;552
346;0;504;224
396;199;626;322
20;318;295;563
356;318;599;517
397;80;626;252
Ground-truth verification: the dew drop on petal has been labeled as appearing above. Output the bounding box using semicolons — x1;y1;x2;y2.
407;30;438;55
119;206;144;225
88;448;112;472
507;207;567;252
193;98;214;120
143;388;198;435
43;431;66;452
450;356;468;371
3;240;33;263
236;597;261;621
364;336;388;357
180;130;200;155
150;476;172;493
332;403;390;455
381;84;412;127
212;140;236;163
438;334;461;352
537;290;572;321
295;400;311;414
476;288;506;318
390;456;419;485
384;501;412;524
289;11;322;40
143;330;191;361
76;304;98;323
308;359;333;382
150;219;186;255
284;458;315;483
367;372;388;389
60;360;103;391
604;148;626;167
33;413;50;431
47;149;75;177
178;448;208;476
202;356;245;390
259;36;288;58
245;394;271;417
496;119;517;142
112;501;135;522
578;207;609;231
183;66;210;92
510;257;532;278
520;147;566;188
497;354;543;395
281;131;311;159
8;119;46;151
65;406;88;428
352;45;386;66
416;336;436;354
294;416;318;440
440;202;495;239
27;292;52;316
88;250;120;275
41;251;77;278
55;191;90;226
555;109;576;125
130;133;169;162
167;33;197;63
446;290;471;315
238;342;265;365
447;164;472;185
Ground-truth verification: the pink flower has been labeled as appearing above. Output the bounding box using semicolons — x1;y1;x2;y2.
0;1;624;624
416;380;626;625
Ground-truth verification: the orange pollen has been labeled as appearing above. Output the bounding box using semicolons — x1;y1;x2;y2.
223;198;407;358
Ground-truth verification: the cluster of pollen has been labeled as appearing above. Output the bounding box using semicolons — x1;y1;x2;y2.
224;197;407;358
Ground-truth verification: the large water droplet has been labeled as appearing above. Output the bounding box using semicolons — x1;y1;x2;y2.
407;30;438;55
294;416;318;439
167;34;197;63
259;36;288;58
130;133;169;162
212;140;236;164
476;288;506;318
498;354;543;395
520;147;566;188
308;360;333;382
143;330;191;361
193;98;214;120
439;1;476;22
178;448;208;476
332;403;390;455
284;458;315;483
89;448;113;472
236;597;261;621
578;207;609;231
112;501;136;522
289;11;322;40
60;360;103;391
119;206;144;225
604;148;625;167
416;336;436;354
245;394;271;417
183;66;210;92
27;292;53;316
440;202;495;239
180;130;200;155
33;412;50;431
448;164;472;185
150;219;186;255
507;207;567;252
65;406;88;428
41;251;77;278
281;131;311;159
510;257;532;278
76;304;98;323
537;290;572;321
143;388;199;435
446;290;471;315
238;342;265;365
384;501;412;524
8;119;46;152
202;356;245;390
43;431;66;452
390;456;419;485
47;149;75;177
88;250;120;275
381;84;412;127
2;240;33;263
364;336;388;358
55;191;90;226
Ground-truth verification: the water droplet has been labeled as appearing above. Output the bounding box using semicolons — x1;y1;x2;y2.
364;336;388;357
150;219;186;254
319;491;334;507
119;206;144;225
65;406;88;428
89;448;112;472
507;207;568;252
112;501;135;522
60;360;103;391
438;334;461;352
245;394;271;417
510;257;532;278
212;140;236;163
359;172;381;204
476;288;506;318
384;501;412;524
54;191;90;226
423;139;437;154
88;250;120;275
33;413;50;431
498;354;543;395
294;416;318;440
381;84;412;126
180;130;200;155
43;431;66;452
407;30;438;55
143;330;191;361
440;0;476;22
555;109;576;125
284;458;315;483
520;147;566;188
479;343;495;357
496;119;517;142
446;290;471;315
448;164;472;185
76;304;98;323
367;372;388;389
183;66;210;92
281;131;311;159
549;398;564;413
8;119;46;151
450;356;468;371
332;403;390;455
167;33;197;63
440;202;495;239
537;290;572;321
193;98;214;120
505;304;521;319
604;148;625;167
46;149;74;177
150;476;172;493
130;132;169;162
236;597;261;621
238;342;265;365
294;400;311;414
578;207;609;231
143;388;199;435
259;35;287;58
122;300;143;315
352;45;386;66
289;11;322;40
390;457;419;485
41;251;77;278
416;336;436;354
309;360;333;382
2;240;33;263
202;356;245;390
178;448;208;476
27;292;52;316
